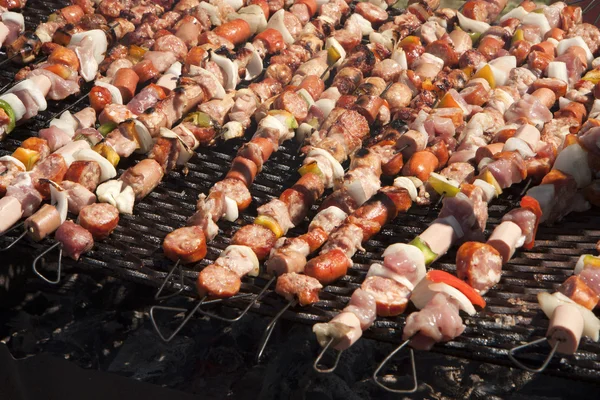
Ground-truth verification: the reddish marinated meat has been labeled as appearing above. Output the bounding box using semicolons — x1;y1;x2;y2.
77;203;119;240
231;224;276;260
275;272;323;306
163;226;207;264
558;276;599;310
64;161;101;192
456;242;502;294
305;248;352;285
197;264;241;298
55;220;94;261
31;154;68;199
361;276;411;317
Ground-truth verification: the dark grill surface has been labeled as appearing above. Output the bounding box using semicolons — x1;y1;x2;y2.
2;0;600;384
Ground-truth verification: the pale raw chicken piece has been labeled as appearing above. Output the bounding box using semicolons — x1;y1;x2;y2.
215;247;256;277
505;94;552;128
439;186;487;242
506;67;537;96
441;162;475;183
143;51;178;72
309;206;348;233
275;272;323;306
74;107;96;129
257;199;295;234
403;292;466;350
579;267;600;295
26;69;80;100
484;153;527;189
343;288;377;330
61;181;96;215
6;173;42;217
229;89;259;128
199;95;235;125
266;237;310;275
502;208;537;245
321;224;364;257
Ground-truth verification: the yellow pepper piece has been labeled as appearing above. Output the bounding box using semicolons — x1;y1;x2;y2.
93;143;120;167
422;79;435;91
479;169;502;196
428;172;461;197
298;161;324;180
254;215;284;238
399;36;421;48
582;69;600;85
512;29;524;45
583;255;600;269
562;134;579;148
462;66;474;78
327;46;342;67
437;92;463;109
472;64;496;89
12;147;40;171
129;45;147;61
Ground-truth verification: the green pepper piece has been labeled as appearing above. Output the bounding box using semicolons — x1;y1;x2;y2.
184;111;212;128
0;100;16;134
98;122;117;137
409;237;438;266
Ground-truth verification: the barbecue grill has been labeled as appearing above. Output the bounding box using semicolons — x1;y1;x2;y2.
1;0;600;397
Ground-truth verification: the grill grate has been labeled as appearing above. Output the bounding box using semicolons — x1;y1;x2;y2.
1;0;600;383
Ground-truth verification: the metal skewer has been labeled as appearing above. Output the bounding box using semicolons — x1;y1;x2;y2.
196;275;276;322
0;221;26;251
313;337;344;373
149;292;255;342
31;241;63;284
372;338;418;394
508;336;561;373
255;298;297;363
154;259;185;301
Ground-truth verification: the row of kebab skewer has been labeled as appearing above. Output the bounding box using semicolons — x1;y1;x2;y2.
0;0;599;390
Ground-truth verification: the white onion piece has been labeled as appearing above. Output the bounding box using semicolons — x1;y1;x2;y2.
307;148;344;184
70;30;107;63
156;74;178;91
538;291;600;341
382;243;426;283
222;120;244;141
94;81;123;105
224;0;243;10
314;98;335;118
473;179;495;203
557;37;594;65
347;14;373;36
49;119;75;139
133;120;154;153
166;61;182;77
527;184;555;222
244;43;263;81
489;56;516;74
411;279;476;315
159;127;193;165
368;0;387;9
344;180;369;206
8;79;47;111
523;12;551;36
559;96;572;109
457;12;490;33
224;196;239;222
222;245;260;276
96;180;123;206
546;61;568;84
238;5;267;34
296;88;314;108
55;140;90;167
115;185;135;214
189;66;226;99
49;185;68;224
2;12;24;32
366;263;415;291
74;148;117;182
199;2;221;26
590;99;600;120
177;124;199;150
267;10;294;44
369;30;394;51
554;144;591;188
35;26;52;43
499;6;528;22
296;122;314;143
0;155;25;171
259;115;288;140
325;36;346;67
0;93;25;121
489;63;509;86
211;52;238;90
503;137;536;158
393;176;417;201
391;48;408;70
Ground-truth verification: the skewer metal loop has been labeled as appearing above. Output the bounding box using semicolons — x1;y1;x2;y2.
313;337;344;373
196;275;276;322
32;241;63;284
372;339;418;394
0;228;27;252
508;337;560;373
255;298;297;363
154;259;184;301
150;293;254;342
